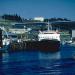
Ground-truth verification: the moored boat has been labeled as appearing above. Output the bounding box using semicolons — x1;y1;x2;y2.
23;22;60;52
24;30;60;52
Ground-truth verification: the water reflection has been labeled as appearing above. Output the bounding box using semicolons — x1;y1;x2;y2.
39;51;60;60
38;51;61;75
0;44;75;75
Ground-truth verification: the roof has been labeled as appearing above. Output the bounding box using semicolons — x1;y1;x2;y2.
3;32;16;36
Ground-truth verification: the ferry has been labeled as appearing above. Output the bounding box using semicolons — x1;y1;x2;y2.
24;30;60;52
24;22;60;52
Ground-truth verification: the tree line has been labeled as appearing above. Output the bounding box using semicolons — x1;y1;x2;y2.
2;14;22;22
44;18;70;22
1;14;71;22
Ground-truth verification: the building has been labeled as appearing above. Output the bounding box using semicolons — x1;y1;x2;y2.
9;24;28;34
52;21;75;30
72;30;75;42
34;17;44;22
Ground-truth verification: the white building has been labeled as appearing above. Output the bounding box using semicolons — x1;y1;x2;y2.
72;30;75;42
72;30;75;38
9;24;28;34
9;28;27;34
34;17;44;22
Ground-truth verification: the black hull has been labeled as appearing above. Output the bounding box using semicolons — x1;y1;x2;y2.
0;30;2;48
25;40;60;52
9;40;60;52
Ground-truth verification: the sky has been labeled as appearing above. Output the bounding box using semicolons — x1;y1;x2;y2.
0;0;75;20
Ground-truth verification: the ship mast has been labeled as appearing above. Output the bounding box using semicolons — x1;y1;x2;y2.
47;20;52;31
47;20;49;31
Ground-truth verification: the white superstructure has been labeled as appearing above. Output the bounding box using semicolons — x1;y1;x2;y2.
38;31;60;41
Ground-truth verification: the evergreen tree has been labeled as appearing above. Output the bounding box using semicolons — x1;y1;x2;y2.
2;14;22;22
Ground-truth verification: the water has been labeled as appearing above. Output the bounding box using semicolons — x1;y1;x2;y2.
0;44;75;75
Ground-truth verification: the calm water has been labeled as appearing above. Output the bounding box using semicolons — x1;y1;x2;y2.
0;44;75;75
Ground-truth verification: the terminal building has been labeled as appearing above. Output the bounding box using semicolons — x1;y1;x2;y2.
72;30;75;42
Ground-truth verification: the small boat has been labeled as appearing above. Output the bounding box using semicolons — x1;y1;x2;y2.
2;32;18;46
0;29;9;52
0;27;10;47
0;27;17;51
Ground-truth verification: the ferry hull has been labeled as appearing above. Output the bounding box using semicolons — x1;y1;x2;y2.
24;40;60;52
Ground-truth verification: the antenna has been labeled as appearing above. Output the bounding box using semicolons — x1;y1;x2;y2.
47;20;49;31
47;20;52;31
50;23;52;30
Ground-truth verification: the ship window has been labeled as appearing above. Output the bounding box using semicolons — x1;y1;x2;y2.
44;33;53;34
